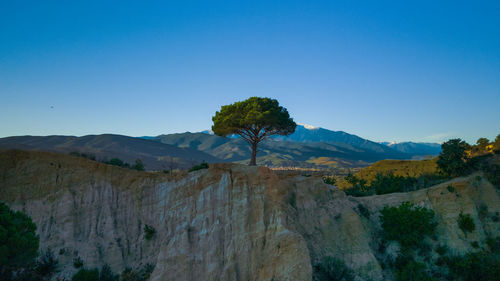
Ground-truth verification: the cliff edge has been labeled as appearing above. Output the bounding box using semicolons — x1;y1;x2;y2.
1;150;499;280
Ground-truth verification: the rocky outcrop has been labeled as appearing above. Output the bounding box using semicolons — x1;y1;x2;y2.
1;150;499;280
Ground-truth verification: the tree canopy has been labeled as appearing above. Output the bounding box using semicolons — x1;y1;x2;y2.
212;97;296;165
437;138;470;177
493;134;500;154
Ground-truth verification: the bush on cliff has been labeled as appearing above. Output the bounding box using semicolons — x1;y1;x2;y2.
394;255;436;281
72;268;99;281
0;202;40;280
380;202;437;250
144;225;156;240
188;161;209;172
72;265;118;281
312;256;354;281
343;172;445;196
458;212;475;234
442;250;500;281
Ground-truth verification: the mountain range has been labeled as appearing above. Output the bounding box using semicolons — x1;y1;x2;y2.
0;134;218;170
151;124;441;169
0;124;441;170
380;141;442;156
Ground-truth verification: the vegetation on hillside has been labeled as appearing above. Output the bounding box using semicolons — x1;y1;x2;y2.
143;225;156;240
376;202;438;281
313;256;354;281
345;158;438;184
0;202;158;281
375;200;500;281
188;161;209;172
458;212;475;234
342;172;445;197
0;203;61;281
105;158;145;171
435;237;500;281
69;152;146;171
341;134;500;196
380;202;437;250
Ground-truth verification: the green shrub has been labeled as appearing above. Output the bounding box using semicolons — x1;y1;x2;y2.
483;164;500;188
119;263;155;281
485;236;500;252
344;174;371;196
344;185;370;197
69;151;96;161
323;176;336;185
137;263;155;281
312;256;354;281
120;268;138;281
435;244;448;256
144;225;156;240
188;161;209;172
107;158;125;167
99;264;119;281
447;185;455;193
35;249;58;277
344;172;444;197
380;202;437;250
458;212;475;234
371;173;417;195
492;212;500;222
0;202;39;279
394;257;435;281
72;265;119;281
72;268;99;281
73;257;84;268
133;159;145;171
445;250;500;281
357;204;370;218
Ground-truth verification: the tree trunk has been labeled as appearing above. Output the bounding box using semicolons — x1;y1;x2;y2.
250;141;258;166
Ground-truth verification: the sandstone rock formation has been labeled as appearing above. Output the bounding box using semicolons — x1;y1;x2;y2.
0;150;499;280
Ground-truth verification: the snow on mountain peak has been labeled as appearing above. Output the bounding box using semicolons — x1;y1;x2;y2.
297;123;319;130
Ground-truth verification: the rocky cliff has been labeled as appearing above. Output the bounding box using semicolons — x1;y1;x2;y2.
1;150;499;280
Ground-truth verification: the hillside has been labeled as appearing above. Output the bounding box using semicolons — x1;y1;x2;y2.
355;158;437;182
1;150;499;280
0;134;221;170
335;158;439;189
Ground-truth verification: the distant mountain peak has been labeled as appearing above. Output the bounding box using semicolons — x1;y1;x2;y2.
297;123;319;130
201;130;214;135
380;141;441;156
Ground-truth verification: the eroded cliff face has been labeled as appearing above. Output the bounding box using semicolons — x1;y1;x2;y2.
1;150;499;281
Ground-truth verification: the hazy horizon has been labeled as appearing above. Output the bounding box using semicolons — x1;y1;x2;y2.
1;1;499;144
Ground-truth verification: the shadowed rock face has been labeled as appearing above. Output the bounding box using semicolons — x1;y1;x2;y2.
0;150;312;281
1;150;499;281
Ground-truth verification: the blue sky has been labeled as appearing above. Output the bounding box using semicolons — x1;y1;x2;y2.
1;0;499;143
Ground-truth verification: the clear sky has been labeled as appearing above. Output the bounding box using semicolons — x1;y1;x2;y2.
1;0;499;144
